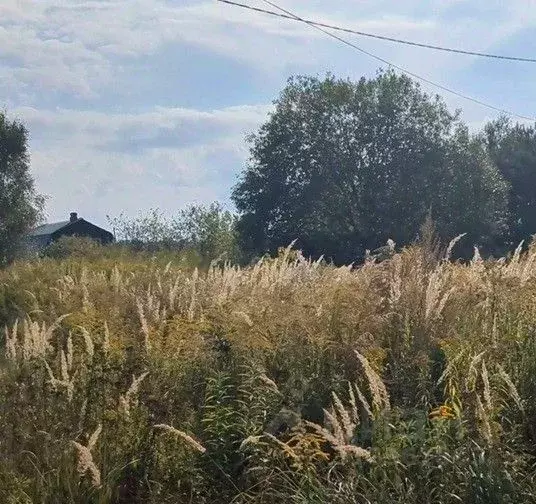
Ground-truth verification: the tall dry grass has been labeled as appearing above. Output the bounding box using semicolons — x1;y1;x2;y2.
0;242;536;502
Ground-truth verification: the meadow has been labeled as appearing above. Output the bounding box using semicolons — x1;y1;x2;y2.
1;239;536;503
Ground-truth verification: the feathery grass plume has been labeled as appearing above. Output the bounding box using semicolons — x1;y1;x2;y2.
332;392;355;441
66;332;73;371
60;350;69;382
43;359;58;389
511;240;525;265
168;275;180;311
424;268;442;321
153;424;206;454
72;424;102;488
347;383;359;425
338;444;373;461
519;248;536;285
302;388;369;462
102;321;110;355
232;311;254;327
81;283;91;313
471;247;483;268
475;394;493;445
187;268;198;322
239;435;263;451
258;374;280;393
4;319;18;360
354;350;390;412
424;264;456;322
389;254;402;308
136;298;151;352
78;327;94;360
44;359;75;402
21;314;71;360
444;233;466;261
323;408;344;443
110;265;121;293
481;360;492;412
88;423;102;450
263;433;300;463
497;365;524;413
119;371;149;417
466;351;486;392
304;420;342;450
304;421;372;462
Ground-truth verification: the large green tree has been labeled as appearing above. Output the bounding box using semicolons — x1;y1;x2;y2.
0;112;44;265
483;117;536;248
233;71;509;263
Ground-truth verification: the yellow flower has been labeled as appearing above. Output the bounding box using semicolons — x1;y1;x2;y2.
429;404;456;420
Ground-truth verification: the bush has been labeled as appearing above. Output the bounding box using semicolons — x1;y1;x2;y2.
108;203;242;266
42;236;103;260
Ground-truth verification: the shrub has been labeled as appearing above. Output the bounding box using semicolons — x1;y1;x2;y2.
42;236;104;260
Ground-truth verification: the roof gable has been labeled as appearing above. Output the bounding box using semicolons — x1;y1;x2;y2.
49;219;113;240
28;220;71;236
28;217;113;240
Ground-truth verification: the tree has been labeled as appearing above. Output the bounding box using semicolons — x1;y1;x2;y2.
232;70;509;263
176;202;240;263
0;112;44;265
108;203;240;263
482;117;536;248
107;208;182;249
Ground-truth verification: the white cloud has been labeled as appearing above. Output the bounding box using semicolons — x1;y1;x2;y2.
2;0;534;100
2;0;536;226
13;104;271;224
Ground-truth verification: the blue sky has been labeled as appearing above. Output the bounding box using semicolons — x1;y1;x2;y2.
1;0;535;226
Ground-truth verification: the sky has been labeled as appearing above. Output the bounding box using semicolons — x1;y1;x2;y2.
2;0;536;227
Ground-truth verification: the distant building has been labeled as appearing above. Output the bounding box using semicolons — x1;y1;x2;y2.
26;212;114;252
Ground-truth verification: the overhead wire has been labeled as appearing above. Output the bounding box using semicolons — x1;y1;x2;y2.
217;0;535;121
217;0;536;63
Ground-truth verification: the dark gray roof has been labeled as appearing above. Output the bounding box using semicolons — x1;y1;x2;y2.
28;220;72;237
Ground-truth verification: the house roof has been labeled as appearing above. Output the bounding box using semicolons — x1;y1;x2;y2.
28;220;73;237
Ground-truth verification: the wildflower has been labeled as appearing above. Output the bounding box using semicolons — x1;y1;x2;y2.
429;404;456;420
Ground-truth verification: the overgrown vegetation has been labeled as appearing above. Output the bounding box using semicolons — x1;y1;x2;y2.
107;203;241;265
1;237;536;503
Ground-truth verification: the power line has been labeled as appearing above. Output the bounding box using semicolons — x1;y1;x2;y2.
218;0;536;63
218;0;535;121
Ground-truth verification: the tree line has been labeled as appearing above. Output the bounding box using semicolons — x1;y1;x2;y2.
2;69;536;265
233;70;536;262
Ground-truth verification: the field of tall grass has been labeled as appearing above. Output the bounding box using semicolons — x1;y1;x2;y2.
1;240;536;503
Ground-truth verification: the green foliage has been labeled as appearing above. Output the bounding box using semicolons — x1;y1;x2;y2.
0;111;44;265
482;117;536;249
232;70;509;262
2;234;536;502
176;202;241;264
108;202;240;265
107;208;182;248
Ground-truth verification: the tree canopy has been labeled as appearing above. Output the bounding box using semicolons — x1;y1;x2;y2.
232;71;509;263
0;112;43;265
482;118;536;249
